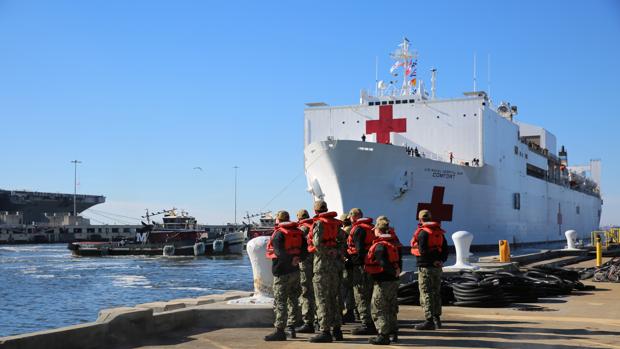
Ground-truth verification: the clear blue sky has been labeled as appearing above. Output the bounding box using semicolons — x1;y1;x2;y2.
1;0;618;226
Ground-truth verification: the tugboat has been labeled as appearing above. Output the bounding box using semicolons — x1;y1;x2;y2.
241;212;276;241
68;209;244;257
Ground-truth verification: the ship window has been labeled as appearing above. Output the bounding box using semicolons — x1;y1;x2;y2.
576;206;580;214
74;228;82;233
381;101;387;105
402;100;408;104
123;228;130;233
513;193;521;210
514;146;518;155
112;228;119;233
368;102;374;106
87;228;95;233
463;114;466;117
395;100;401;104
341;121;345;124
388;101;394;105
205;228;210;232
409;99;415;103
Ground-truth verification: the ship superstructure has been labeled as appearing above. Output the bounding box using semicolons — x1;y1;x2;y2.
303;39;602;246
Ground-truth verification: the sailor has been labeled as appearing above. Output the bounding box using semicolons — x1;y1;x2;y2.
264;210;306;341
347;208;378;336
364;216;402;345
340;213;356;323
308;200;344;343
295;209;317;333
410;209;448;330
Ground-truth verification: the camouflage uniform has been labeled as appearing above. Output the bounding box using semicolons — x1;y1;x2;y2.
351;264;373;324
298;224;315;326
418;266;442;319
313;220;344;331
371;280;399;336
273;271;302;329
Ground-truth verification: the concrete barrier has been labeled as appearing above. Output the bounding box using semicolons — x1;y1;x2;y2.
0;291;259;349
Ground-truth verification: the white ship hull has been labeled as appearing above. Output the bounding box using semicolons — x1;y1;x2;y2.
305;140;602;246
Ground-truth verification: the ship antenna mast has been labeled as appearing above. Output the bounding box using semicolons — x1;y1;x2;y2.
390;37;416;96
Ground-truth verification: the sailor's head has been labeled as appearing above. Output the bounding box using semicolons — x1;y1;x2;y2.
275;210;290;223
297;209;309;220
374;215;390;236
348;208;363;222
418;209;432;223
339;213;351;226
313;200;328;214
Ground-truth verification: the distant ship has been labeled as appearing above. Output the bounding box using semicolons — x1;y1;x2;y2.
69;209;245;256
303;39;602;247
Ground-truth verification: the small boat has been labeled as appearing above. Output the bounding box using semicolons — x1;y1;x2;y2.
68;209;244;257
241;212;276;241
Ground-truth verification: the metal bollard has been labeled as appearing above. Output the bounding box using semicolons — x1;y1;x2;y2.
596;235;603;267
499;240;511;262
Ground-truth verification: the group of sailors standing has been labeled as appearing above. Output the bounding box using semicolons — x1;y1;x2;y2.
264;200;448;345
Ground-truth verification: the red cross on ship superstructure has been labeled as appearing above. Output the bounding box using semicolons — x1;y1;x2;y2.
366;105;407;144
417;186;453;223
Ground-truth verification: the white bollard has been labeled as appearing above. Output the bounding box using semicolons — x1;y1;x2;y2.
564;230;579;250
228;236;274;305
443;230;479;271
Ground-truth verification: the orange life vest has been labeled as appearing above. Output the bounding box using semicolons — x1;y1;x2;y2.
346;217;375;255
307;211;341;253
364;237;401;274
387;227;402;247
266;222;303;259
298;218;314;233
410;222;445;256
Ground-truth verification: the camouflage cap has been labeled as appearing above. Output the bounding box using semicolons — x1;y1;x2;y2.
418;209;432;221
313;200;328;212
375;216;390;232
348;208;363;218
296;209;309;220
276;210;290;222
339;213;349;221
376;215;390;224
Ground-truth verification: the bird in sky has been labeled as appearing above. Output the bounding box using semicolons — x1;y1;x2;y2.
193;167;203;171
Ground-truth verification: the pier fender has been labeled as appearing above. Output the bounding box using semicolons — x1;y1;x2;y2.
213;239;224;253
228;236;274;305
444;231;480;271
193;242;205;256
163;245;175;256
564;230;580;250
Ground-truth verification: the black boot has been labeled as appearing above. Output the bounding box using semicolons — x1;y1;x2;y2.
295;323;315;333
414;319;436;330
433;316;442;329
286;325;296;339
352;323;378;335
264;328;286;341
369;334;391;345
309;330;333;343
332;327;343;341
343;310;356;323
391;330;398;343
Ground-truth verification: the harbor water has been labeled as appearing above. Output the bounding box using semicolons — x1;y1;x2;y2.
0;243;559;337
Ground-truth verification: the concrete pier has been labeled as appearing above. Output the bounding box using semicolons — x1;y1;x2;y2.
2;259;619;349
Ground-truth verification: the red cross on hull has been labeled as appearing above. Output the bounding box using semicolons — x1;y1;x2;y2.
417;186;453;223
366;105;407;144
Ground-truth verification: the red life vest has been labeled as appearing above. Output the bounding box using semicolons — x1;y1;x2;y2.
364;236;401;274
266;222;303;259
410;222;445;256
298;218;313;233
307;211;341;253
346;217;375;255
387;227;403;247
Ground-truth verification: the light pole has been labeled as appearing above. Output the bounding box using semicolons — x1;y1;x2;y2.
71;160;82;218
233;166;238;226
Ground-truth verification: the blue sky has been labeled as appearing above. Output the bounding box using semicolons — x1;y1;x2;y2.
0;0;618;226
